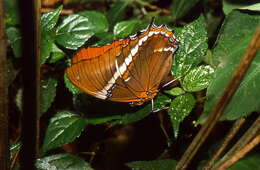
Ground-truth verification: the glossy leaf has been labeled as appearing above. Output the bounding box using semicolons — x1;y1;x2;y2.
126;159;177;170
114;19;139;39
6;27;21;58
164;87;185;96
172;15;208;78
49;44;66;63
201;11;260;122
41;32;54;65
41;111;87;154
153;94;171;112
55;14;95;49
170;0;200;21
36;153;93;170
168;94;196;137
107;1;128;29
79;10;108;33
40;78;58;115
41;5;62;32
182;65;215;92
223;1;260;15
64;72;82;95
229;154;260;170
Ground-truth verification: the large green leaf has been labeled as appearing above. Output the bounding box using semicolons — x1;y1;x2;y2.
223;1;260;15
126;159;177;170
168;94;196;137
55;14;95;49
40;78;58;115
64;72;82;95
201;10;260;122
107;1;128;29
182;65;215;92
41;5;62;32
170;0;200;21
172;15;208;79
113;19;139;39
36;153;93;170
6;27;21;58
41;111;87;154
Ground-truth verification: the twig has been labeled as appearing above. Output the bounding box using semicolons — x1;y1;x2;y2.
216;133;260;170
41;8;73;15
0;0;10;169
203;118;246;170
175;24;260;170
135;0;171;15
213;115;260;169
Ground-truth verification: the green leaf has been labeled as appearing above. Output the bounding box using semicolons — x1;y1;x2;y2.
10;142;21;159
41;5;63;32
40;78;58;115
168;94;196;137
6;27;21;58
64;72;82;95
49;44;66;63
229;154;260;170
126;159;177;170
94;32;114;46
79;10;108;33
107;1;128;29
41;31;55;65
223;1;260;15
164;87;185;96
36;153;93;170
55;14;95;49
201;11;260;122
153;94;171;112
113;19;139;39
87;115;122;125
172;15;208;78
3;0;20;26
182;65;215;92
41;111;87;154
170;0;200;21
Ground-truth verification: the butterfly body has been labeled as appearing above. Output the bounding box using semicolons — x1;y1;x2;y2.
66;18;179;105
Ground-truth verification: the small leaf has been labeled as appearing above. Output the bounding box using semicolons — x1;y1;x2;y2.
41;31;55;65
126;159;177;170
172;15;208;78
107;1;128;29
6;27;22;58
36;153;93;170
40;78;58;115
168;93;196;137
41;5;63;32
64;72;82;95
10;142;21;159
223;1;260;15
55;14;95;49
170;0;200;21
49;44;66;63
182;65;215;92
41;111;87;154
164;87;185;96
114;19;139;39
153;94;172;112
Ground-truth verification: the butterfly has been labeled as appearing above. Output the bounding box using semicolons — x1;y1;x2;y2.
66;17;179;108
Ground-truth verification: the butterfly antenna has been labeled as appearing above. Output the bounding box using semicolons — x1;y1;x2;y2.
162;78;178;88
151;99;154;112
